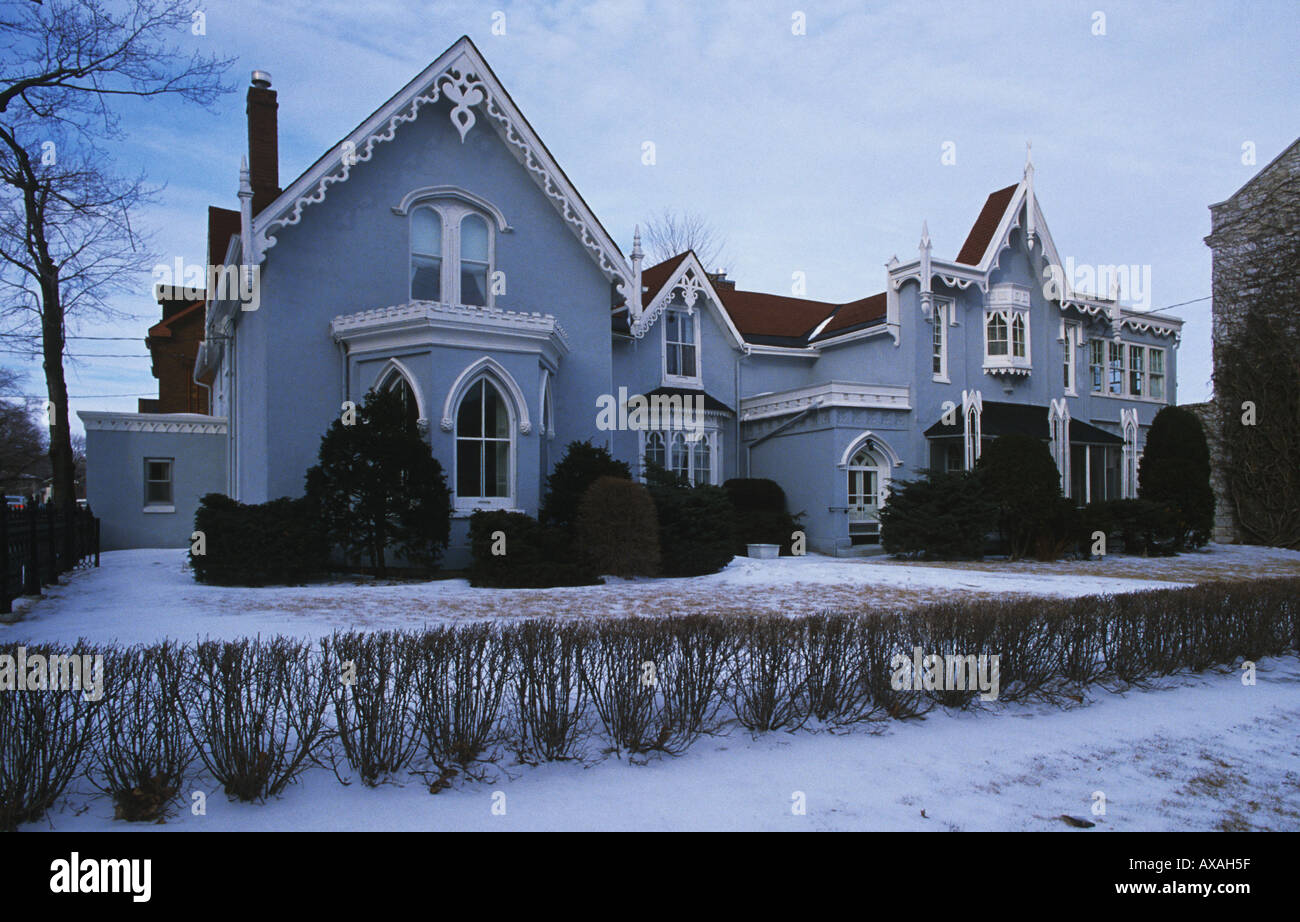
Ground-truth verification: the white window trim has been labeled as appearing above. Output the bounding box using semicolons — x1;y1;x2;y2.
143;457;174;510
1097;339;1169;403
931;299;951;383
409;198;496;308
982;308;1032;372
639;427;719;485
1062;321;1079;396
662;305;703;387
452;374;518;514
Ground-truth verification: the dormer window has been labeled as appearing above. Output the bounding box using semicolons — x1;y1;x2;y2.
983;283;1031;374
663;307;701;385
409;199;495;306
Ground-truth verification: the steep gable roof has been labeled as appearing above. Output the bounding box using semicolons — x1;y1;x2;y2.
955;184;1018;266
251;36;636;307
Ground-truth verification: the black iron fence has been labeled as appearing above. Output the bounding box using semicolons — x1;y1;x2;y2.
0;504;100;615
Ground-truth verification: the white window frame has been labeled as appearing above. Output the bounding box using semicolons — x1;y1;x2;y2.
1088;338;1105;394
640;427;718;485
662;306;703;386
1148;347;1166;401
931;299;951;383
1107;340;1125;395
453;375;516;513
409;199;496;308
1062;321;1079;395
143;457;174;512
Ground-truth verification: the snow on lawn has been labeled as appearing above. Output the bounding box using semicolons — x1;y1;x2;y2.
21;655;1300;832
4;543;1298;647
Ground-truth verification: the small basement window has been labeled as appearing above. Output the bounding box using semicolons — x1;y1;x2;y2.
144;458;174;510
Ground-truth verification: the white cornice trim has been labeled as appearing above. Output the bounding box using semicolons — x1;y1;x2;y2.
78;411;228;435
251;38;639;317
740;381;911;422
332;301;570;364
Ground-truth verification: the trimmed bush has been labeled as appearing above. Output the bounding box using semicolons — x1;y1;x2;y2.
414;625;511;780
1082;499;1177;556
577;476;660;577
977;435;1069;560
326;632;421;786
1138;405;1215;549
724;478;802;555
880;469;994;560
468;510;601;588
648;477;736;577
305;387;452;575
190;493;328;586
540;441;631;531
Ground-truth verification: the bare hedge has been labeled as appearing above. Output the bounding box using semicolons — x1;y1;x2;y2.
1;576;1296;828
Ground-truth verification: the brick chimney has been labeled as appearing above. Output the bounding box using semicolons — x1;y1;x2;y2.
246;70;280;215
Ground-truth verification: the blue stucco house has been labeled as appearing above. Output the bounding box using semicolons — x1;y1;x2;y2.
82;36;1183;560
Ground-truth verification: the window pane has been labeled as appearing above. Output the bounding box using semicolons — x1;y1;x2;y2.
692;435;710;485
485;382;509;438
412;208;441;256
411;254;441;301
1108;342;1124;394
461;214;489;262
1129;345;1144;395
670;433;689;479
1012;315;1026;357
679;344;697;378
457;380;483;438
646;432;665;468
456;439;480;496
460;265;488;306
987;314;1008;356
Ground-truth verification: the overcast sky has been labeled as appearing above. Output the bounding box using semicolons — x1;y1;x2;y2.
10;0;1299;431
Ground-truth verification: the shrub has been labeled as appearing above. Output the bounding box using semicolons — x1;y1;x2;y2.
977;435;1067;560
183;637;332;802
1138;405;1215;549
583;619;675;756
467;510;601;588
414;625;511;778
647;472;736;577
729;617;807;732
576;476;660;577
191;493;328;586
0;643;98;831
91;641;195;821
305;387;452;575
326;632;421;786
507;621;593;763
723;478;802;555
1083;499;1177;556
880;469;994;559
540;441;631;531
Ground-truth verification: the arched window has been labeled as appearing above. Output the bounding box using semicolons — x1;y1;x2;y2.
644;431;666;472
411;207;442;301
460;214;490;307
383;372;420;432
408;198;495;306
669;431;691;482
456;378;512;503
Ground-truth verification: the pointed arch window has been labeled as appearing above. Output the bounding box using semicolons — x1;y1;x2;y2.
382;372;420;432
456;378;512;505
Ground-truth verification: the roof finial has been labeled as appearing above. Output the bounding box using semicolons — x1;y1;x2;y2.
631;224;643;261
919;220;933;316
1024;139;1034;178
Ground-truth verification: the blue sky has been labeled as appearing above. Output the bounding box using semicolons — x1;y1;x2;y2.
9;0;1299;431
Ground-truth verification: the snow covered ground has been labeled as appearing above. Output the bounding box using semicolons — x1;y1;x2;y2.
21;656;1300;832
7;542;1298;832
5;542;1298;646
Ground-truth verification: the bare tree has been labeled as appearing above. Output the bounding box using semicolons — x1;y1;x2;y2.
641;208;728;272
0;0;232;552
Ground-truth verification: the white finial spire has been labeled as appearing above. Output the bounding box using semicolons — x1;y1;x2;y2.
1024;141;1037;252
238;156;254;268
919;220;933;317
630;225;644;306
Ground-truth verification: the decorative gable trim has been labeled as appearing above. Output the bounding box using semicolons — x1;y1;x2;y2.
634;251;745;349
251;37;639;316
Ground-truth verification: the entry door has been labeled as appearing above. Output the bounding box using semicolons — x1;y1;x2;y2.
847;466;880;544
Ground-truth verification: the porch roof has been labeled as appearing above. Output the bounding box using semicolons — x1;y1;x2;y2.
924;400;1123;445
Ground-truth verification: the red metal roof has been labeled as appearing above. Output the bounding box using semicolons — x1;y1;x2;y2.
955;184;1018;266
